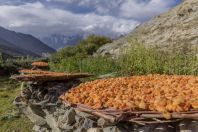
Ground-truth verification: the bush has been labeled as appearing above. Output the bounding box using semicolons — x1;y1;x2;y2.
118;41;198;75
50;37;198;76
50;36;198;76
50;35;112;63
50;56;120;75
0;57;34;75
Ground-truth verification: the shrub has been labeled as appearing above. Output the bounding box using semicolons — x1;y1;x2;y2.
50;56;120;75
50;35;112;63
0;57;34;75
50;37;198;76
118;41;198;75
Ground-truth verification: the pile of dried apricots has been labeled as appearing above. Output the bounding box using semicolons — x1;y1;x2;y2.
60;74;198;113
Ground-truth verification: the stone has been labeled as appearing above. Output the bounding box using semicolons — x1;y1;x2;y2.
103;126;119;132
40;127;50;132
44;110;61;132
60;124;75;131
81;118;96;129
21;105;47;126
97;118;113;127
32;125;41;132
179;120;198;132
63;108;76;125
153;124;175;132
116;123;134;132
133;124;177;132
73;128;86;132
75;115;84;125
75;117;96;130
87;128;103;132
57;108;76;130
76;110;96;119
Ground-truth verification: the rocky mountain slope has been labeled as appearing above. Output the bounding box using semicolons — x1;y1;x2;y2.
97;0;198;56
0;26;56;57
0;37;38;57
42;34;83;50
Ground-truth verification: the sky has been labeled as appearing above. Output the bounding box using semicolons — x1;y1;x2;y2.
0;0;182;38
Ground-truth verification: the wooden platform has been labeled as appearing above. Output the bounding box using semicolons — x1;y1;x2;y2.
63;101;198;125
11;71;93;82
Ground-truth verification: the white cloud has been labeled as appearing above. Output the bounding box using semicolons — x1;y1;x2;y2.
0;0;181;38
47;0;179;21
119;0;176;21
0;2;139;38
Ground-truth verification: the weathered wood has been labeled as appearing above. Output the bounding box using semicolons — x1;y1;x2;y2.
19;69;59;74
77;106;117;123
129;119;182;124
11;73;93;82
63;102;198;124
141;113;198;119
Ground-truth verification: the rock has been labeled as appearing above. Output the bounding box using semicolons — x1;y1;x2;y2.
97;118;114;127
76;110;96;119
32;125;41;132
17;76;198;132
63;108;76;125
75;115;84;125
96;0;198;57
40;127;50;132
21;105;47;126
32;125;50;132
117;123;134;132
53;110;64;120
44;110;61;132
153;124;175;132
21;88;32;100
57;108;76;129
87;128;102;132
179;120;198;132
133;124;176;132
82;118;96;129
103;126;120;132
76;117;96;130
60;124;75;131
73;128;86;132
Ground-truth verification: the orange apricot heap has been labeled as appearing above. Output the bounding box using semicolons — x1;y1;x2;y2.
60;74;198;113
31;61;49;67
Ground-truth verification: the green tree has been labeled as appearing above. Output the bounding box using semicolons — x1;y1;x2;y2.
50;35;112;63
77;35;112;55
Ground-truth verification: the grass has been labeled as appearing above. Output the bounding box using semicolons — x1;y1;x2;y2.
50;56;121;76
118;42;198;76
49;41;198;77
0;76;33;132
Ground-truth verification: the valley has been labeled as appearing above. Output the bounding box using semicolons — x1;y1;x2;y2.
0;0;197;131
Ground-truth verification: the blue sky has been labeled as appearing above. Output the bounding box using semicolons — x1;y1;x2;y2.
0;0;182;38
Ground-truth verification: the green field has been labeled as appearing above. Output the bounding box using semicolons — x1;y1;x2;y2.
0;77;33;132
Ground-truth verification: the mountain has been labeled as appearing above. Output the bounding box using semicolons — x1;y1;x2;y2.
42;34;83;50
0;37;38;57
97;0;198;56
0;26;56;57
